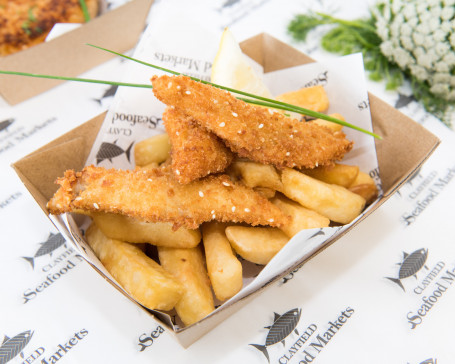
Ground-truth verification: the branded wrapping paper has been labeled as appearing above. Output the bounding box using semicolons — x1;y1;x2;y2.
13;31;439;346
0;0;153;105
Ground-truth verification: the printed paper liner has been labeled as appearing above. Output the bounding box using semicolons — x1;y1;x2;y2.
56;22;382;330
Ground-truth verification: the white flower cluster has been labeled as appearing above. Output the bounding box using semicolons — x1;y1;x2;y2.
374;0;455;101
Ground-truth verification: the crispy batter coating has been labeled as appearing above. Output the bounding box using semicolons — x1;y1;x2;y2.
47;165;289;229
0;0;99;56
163;107;234;184
151;75;353;169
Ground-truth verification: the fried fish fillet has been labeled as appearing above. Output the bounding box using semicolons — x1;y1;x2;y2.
0;0;99;56
47;165;289;229
151;75;353;170
163;107;234;184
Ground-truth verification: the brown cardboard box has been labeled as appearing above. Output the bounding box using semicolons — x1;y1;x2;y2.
12;33;440;347
0;0;153;105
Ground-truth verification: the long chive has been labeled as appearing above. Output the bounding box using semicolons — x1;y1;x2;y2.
0;70;154;89
79;0;91;22
238;98;380;138
87;43;381;139
0;45;381;139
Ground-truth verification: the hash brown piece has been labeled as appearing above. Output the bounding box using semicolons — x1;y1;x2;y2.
0;0;99;56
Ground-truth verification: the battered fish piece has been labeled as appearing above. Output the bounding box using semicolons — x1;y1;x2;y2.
163;107;234;184
0;0;99;56
151;75;353;169
47;165;289;230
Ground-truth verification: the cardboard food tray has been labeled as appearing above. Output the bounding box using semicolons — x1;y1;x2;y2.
13;33;440;347
0;0;154;105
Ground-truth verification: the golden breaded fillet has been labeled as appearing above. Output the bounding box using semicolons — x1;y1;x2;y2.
151;75;353;169
0;0;99;56
163;107;234;184
47;165;289;229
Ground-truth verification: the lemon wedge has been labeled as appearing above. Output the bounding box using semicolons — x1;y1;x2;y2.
211;28;272;98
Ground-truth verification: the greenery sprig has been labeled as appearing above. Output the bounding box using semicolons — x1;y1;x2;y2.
288;12;404;90
288;2;455;128
0;44;381;139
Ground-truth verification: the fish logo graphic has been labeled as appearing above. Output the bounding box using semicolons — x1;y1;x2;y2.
395;93;416;109
419;359;437;364
0;118;14;132
386;248;429;292
406;168;422;187
0;330;33;364
309;229;325;239
96;140;134;165
22;232;66;269
93;85;118;104
221;0;240;8
250;308;302;363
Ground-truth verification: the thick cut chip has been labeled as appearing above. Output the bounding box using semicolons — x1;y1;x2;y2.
225;226;289;265
228;160;283;192
276;85;329;113
158;245;214;326
91;212;201;248
302;163;359;188
272;195;330;237
348;171;379;204
47;165;288;230
134;134;171;167
202;222;243;301
310;113;345;132
281;168;366;224
85;224;183;311
163;107;234;184
151;75;353;169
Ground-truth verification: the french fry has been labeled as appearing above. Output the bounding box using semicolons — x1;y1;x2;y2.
281;168;366;224
225;226;289;265
134;133;170;166
229;160;283;191
310;113;345;132
140;162;159;170
91;212;201;248
348;171;379;204
272;194;330;237
158;245;215;326
202;222;243;301
302;163;359;188
276;85;329;112
253;187;276;199
85;223;183;311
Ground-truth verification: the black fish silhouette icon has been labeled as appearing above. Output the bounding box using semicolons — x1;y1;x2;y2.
395;93;416;109
22;232;66;269
93;85;118;104
0;118;14;132
386;248;428;292
406;167;422;186
0;330;33;364
309;229;325;239
250;308;302;362
96;140;134;164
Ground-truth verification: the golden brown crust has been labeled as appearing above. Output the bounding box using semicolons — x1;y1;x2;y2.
151;75;353;170
0;0;99;56
47;165;289;229
163;107;234;184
